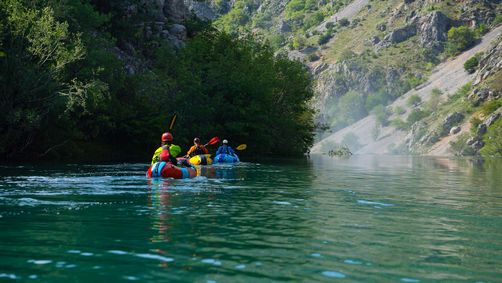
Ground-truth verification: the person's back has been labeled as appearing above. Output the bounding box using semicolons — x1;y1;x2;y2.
216;139;235;156
151;132;180;165
186;137;209;157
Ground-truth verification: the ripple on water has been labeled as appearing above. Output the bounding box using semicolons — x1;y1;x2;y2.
357;200;394;207
321;271;346;278
401;278;420;282
201;259;222;266
27;259;52;265
135;253;174;262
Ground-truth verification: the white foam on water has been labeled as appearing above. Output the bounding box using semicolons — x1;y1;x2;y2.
311;253;322;257
235;264;246;269
67;250;81;254
124;276;139;281
80;252;93;256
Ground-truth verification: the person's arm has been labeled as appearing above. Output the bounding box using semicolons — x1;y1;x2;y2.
215;146;222;155
229;147;236;156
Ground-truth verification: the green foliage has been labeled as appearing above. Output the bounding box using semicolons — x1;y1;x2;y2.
445;26;476;55
407;108;429;125
338;18;350;27
450;133;476;156
494;14;502;26
407;94;422;107
318;32;332;45
0;0;315;160
480;98;502;116
160;30;315;156
391;118;409;131
425;88;442;112
480;119;502;156
393;106;406;115
448;83;472;103
371;104;390;126
464;53;483;74
470;116;482;134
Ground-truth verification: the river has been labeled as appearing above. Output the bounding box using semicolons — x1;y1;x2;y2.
1;155;501;282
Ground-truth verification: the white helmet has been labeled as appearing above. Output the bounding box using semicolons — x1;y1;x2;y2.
222;139;228;144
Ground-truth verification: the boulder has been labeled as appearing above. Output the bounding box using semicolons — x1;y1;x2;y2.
485;112;501;127
382;25;416;45
466;137;477;146
450;126;461;135
370;36;381;45
472;140;485;150
441;112;465;136
376;23;386;31
477;123;487;136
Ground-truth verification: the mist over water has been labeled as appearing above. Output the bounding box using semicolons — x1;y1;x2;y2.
1;156;501;282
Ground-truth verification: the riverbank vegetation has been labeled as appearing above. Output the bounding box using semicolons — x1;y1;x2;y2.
0;0;314;161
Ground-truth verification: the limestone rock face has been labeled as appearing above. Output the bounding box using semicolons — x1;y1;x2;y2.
418;11;452;52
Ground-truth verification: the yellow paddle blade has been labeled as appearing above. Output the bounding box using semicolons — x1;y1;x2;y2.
236;144;247;150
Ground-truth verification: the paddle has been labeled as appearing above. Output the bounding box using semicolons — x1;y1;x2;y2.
168;113;177;131
206;136;220;146
236;144;247;150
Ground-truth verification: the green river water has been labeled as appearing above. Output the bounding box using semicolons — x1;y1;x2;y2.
1;155;501;282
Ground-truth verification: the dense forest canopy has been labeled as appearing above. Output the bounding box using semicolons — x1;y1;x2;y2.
0;0;314;161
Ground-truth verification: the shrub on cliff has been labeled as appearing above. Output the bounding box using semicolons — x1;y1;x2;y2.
445;26;476;55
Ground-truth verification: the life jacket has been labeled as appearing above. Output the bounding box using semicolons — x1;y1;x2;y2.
159;145;171;162
190;145;206;157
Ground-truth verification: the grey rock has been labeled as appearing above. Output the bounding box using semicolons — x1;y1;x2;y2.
382;25;416;45
485;112;501;127
376;23;386;31
477;123;487;136
184;0;217;20
418;11;452;52
371;36;381;45
472;140;485;150
442;112;465;136
169;24;187;40
278;20;292;33
164;0;189;22
466;137;477;146
450;126;461;135
313;63;329;76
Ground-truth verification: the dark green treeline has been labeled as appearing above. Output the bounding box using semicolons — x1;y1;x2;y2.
0;0;314;161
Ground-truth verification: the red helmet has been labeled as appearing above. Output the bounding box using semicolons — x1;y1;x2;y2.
161;132;173;142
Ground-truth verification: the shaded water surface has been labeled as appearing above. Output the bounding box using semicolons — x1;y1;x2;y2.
1;156;502;282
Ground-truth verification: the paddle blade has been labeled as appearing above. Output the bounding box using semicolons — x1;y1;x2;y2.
169;114;177;130
208;136;220;145
236;144;247;150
